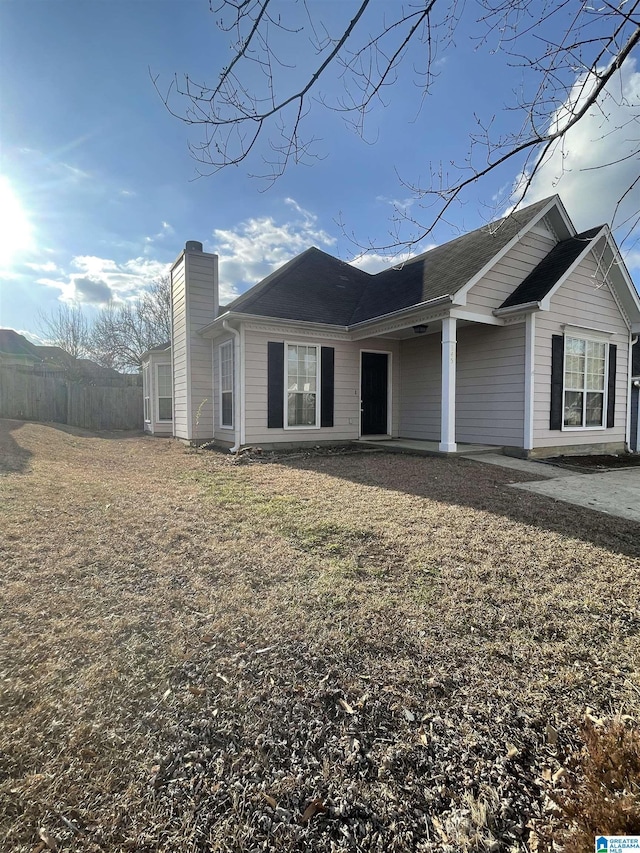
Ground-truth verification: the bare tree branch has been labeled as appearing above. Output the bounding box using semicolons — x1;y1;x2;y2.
156;0;640;251
37;304;90;360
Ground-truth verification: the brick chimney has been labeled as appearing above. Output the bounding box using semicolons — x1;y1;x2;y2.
170;241;218;441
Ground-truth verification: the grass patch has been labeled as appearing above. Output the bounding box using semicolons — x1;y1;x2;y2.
1;420;639;852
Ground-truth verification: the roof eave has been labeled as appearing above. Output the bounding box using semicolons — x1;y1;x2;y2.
347;295;454;331
493;301;542;317
198;311;350;338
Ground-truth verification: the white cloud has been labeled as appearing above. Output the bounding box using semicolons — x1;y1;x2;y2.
374;194;417;212
513;57;640;271
38;255;170;306
210;200;337;302
24;261;59;273
144;221;175;246
15;329;48;345
349;248;428;273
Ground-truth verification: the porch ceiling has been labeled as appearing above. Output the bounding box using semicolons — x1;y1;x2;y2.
374;317;483;340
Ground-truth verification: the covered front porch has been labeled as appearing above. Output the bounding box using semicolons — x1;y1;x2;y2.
354;305;530;454
357;437;500;457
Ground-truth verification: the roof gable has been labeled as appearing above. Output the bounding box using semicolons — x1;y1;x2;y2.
349;197;558;323
500;227;603;309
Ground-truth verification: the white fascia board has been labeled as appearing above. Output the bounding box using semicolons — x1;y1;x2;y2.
198;312;349;338
549;195;577;237
450;308;504;325
539;227;609;311
493;301;541;317
454;196;567;306
348;295;453;335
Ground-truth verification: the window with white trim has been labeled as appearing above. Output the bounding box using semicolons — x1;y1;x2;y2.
564;336;606;428
143;363;150;422
220;340;234;428
156;363;173;421
286;344;318;427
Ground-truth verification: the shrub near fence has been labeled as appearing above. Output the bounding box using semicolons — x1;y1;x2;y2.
0;367;143;430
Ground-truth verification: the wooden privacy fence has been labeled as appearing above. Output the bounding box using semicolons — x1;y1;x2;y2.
0;367;143;430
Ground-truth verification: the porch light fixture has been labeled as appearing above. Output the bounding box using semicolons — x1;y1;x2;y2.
412;324;429;334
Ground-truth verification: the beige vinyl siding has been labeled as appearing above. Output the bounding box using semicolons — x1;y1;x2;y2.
399;335;441;440
185;254;216;440
214;335;235;442
171;260;188;437
398;323;526;446
456;323;525;446
533;252;629;450
242;327;399;445
171;250;218;441
466;230;557;315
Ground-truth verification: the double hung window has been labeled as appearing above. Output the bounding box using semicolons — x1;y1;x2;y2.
143;363;150;422
286;344;318;427
220;341;234;428
563;336;606;428
156;363;173;421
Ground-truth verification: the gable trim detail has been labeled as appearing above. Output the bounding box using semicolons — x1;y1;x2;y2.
538;227;608;310
454;196;566;305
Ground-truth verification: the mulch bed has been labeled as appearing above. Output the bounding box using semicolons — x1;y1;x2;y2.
544;454;640;472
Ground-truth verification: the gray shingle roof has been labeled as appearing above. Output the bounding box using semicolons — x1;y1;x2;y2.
0;329;41;358
227;197;556;326
225;247;371;325
349;197;555;323
500;227;603;309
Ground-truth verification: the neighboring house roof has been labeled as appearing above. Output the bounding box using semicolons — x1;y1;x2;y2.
36;345;76;366
0;328;42;360
141;342;172;360
500;226;603;309
222;196;556;326
74;359;123;379
0;328;132;379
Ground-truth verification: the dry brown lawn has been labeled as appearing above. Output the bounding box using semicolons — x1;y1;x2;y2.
1;419;639;852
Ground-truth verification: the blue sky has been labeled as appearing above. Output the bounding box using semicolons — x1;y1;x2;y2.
1;0;638;341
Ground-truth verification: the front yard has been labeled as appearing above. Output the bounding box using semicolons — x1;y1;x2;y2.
1;419;639;852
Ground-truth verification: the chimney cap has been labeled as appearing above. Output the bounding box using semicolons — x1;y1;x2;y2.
185;240;203;252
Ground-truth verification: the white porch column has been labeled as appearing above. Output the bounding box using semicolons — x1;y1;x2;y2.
439;316;457;453
523;313;536;451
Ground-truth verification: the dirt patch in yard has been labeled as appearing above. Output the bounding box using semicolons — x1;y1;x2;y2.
544;453;640;472
1;419;639;852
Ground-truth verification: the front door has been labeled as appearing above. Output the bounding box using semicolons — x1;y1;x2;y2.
361;352;389;435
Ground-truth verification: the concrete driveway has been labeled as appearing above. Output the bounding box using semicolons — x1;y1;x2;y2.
473;453;640;523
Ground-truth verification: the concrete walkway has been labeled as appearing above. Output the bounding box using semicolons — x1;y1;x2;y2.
470;452;577;479
468;453;640;523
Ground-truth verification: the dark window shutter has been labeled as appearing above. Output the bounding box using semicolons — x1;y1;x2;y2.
550;334;564;430
267;341;284;428
320;346;335;428
606;343;617;428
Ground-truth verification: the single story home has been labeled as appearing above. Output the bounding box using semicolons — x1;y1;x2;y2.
142;195;640;457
